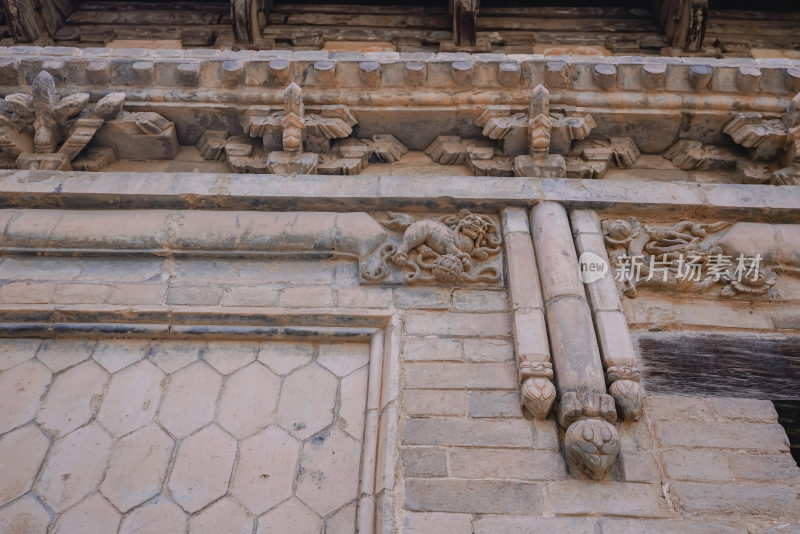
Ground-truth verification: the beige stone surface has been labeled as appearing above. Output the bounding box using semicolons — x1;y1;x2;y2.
189;497;254;534
92;340;148;373
0;338;40;371
52;493;121;534
0;360;52;434
147;341;201;373
0;425;50;506
318;342;370;377
339;365;369;440
158;362;222;438
119;500;187;534
256;497;322;534
296;428;361;516
37;423;113;512
231;425;300;515
277;363;338;440
168;424;237;513
100;424;174;512
258;342;314;375
97;360;163;438
36;339;95;372
217;362;281;439
203;341;259;375
37;360;108;438
0;496;51;533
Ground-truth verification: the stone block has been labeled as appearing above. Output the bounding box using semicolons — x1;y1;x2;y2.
462;338;514;362
402;417;534;447
403;336;462;362
166;285;224;306
728;453;800;481
473;516;597;534
278;286;334;307
599;519;745;534
673;482;800;517
657;421;790;452
620;450;660;483
405;362;517;389
468;390;521;418
394;287;451;310
404;312;511;337
646;394;712;421
404;478;544;515
663;449;734;482
220;286;280;307
402;512;472;534
452;289;508;312
548;481;669;517
401;447;448;478
336;286;392;308
404;390;465;416
449;448;567;480
709;398;778;422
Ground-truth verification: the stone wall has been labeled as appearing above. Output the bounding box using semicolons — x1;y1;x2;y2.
0;185;796;533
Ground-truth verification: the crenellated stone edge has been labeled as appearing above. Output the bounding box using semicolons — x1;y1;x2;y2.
1;46;799;98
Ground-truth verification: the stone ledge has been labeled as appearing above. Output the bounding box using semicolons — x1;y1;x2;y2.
0;172;798;221
2;47;799;97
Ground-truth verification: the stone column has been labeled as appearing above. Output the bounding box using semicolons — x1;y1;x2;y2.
530;201;619;480
571;209;644;421
501;207;555;419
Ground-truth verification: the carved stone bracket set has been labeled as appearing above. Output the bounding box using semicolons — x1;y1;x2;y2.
1;50;799;181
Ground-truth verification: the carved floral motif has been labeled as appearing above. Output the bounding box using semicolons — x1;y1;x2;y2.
0;71;125;170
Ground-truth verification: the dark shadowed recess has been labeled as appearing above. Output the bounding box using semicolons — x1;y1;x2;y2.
634;331;800;465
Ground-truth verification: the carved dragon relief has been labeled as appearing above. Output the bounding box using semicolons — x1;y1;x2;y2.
361;210;503;285
602;218;800;298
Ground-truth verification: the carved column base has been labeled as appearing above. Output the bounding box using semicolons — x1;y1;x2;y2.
558;392;620;480
519;361;556;419
607;365;644;421
564;417;620;480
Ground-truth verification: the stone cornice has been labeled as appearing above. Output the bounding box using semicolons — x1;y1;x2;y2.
1;47;798;104
0;171;798;221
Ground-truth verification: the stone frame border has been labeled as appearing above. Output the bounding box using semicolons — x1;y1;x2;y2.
0;308;401;534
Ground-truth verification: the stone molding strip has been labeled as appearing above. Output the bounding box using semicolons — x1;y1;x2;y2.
531;201;619;480
0;209;387;262
2;47;799;98
571;208;644;421
501;207;555;419
0;171;798;221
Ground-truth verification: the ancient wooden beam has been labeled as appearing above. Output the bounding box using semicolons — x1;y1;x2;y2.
452;0;478;47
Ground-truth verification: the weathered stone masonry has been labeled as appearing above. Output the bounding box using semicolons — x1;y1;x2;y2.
0;42;798;534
